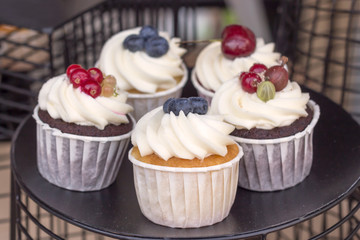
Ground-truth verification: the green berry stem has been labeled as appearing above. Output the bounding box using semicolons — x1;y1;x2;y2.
177;39;221;45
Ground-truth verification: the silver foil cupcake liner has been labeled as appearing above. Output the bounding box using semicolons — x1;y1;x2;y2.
190;69;214;106
128;144;243;228
33;106;134;192
128;64;188;121
232;100;320;192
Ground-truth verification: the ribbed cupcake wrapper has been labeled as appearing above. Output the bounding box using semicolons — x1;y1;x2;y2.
128;146;243;228
232;100;320;192
128;64;188;121
190;69;214;106
33;106;133;192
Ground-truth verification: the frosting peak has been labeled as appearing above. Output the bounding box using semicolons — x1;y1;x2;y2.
98;27;186;93
38;74;133;130
131;107;235;160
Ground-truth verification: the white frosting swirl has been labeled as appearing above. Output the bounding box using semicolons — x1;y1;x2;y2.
210;78;310;130
38;74;134;130
97;27;187;93
194;38;281;92
131;106;235;160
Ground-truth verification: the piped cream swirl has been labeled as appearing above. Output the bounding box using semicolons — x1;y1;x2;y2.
194;38;281;92
97;27;187;93
210;78;309;130
131;107;235;160
38;74;133;130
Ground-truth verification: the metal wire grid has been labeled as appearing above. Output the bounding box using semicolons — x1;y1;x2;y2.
276;0;360;123
0;0;224;141
11;183;360;240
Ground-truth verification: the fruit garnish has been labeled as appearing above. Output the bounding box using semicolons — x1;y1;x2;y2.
240;72;262;93
221;24;256;59
66;64;82;78
257;81;275;102
249;63;267;74
264;56;289;91
102;75;116;87
69;68;91;88
101;84;115;97
163;97;208;116
122;26;169;57
139;25;158;40
88;67;103;84
81;80;102;98
123;34;145;52
145;36;169;57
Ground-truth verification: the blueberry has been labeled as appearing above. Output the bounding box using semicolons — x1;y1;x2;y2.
173;98;193;116
145;36;169;58
140;25;158;40
189;97;208;115
123;34;145;52
163;98;176;114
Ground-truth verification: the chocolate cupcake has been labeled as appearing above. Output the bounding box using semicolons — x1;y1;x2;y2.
210;61;320;192
33;65;135;191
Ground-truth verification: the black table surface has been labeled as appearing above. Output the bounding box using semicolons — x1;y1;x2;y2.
11;89;360;239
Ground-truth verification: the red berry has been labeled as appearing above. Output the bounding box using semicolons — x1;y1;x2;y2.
69;68;91;88
264;56;289;91
66;64;82;78
88;67;103;84
81;80;101;98
249;63;267;74
221;25;256;59
240;72;262;93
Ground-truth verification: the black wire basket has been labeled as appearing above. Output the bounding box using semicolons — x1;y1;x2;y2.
276;0;360;123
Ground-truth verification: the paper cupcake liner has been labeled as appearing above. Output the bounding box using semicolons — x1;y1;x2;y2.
33;106;134;192
127;64;188;121
232;100;320;192
190;69;214;106
128;145;243;228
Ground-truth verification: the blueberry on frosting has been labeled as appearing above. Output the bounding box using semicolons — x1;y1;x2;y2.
123;26;169;58
163;97;208;116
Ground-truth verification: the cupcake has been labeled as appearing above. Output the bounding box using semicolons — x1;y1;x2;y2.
32;64;135;191
97;26;188;121
128;97;243;228
192;24;281;104
210;59;320;192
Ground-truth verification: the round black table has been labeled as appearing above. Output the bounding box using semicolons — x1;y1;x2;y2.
10;89;360;239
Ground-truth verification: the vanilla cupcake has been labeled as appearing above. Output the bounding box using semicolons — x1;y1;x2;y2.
210;62;320;192
128;97;243;228
192;24;281;104
33;65;135;191
97;26;187;120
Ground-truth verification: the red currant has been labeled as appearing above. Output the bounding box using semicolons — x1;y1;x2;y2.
69;68;91;88
264;56;289;91
240;72;262;93
221;25;256;59
81;80;101;98
88;67;103;84
66;64;82;78
249;63;267;74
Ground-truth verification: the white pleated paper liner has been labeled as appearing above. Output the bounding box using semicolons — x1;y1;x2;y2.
127;63;188;121
232;100;320;192
190;69;214;106
33;105;135;192
128;144;243;228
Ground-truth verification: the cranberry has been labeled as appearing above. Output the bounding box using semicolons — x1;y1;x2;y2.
221;25;256;59
249;63;267;74
81;80;101;98
88;67;103;84
264;56;289;91
240;72;262;93
69;68;91;88
66;64;82;78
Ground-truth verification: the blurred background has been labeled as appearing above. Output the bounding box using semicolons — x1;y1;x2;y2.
1;0;359;239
